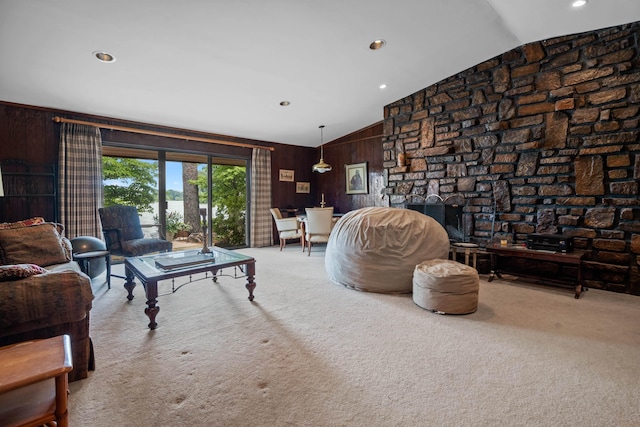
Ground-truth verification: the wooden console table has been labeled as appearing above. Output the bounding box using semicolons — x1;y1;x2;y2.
486;244;587;299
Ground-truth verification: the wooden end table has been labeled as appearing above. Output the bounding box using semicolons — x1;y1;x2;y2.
486;244;587;298
0;335;73;427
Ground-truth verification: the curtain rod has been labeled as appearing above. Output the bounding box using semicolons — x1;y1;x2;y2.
52;116;275;151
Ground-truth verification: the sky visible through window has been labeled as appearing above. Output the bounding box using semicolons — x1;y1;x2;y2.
104;159;184;192
165;162;183;191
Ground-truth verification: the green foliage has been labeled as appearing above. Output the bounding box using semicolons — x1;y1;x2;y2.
191;165;246;247
103;157;157;213
166;189;183;201
153;211;190;233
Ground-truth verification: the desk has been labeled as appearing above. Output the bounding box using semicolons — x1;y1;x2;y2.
486;244;587;298
0;335;73;427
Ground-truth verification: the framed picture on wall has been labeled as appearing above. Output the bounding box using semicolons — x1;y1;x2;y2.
279;169;294;182
296;182;310;193
345;162;368;195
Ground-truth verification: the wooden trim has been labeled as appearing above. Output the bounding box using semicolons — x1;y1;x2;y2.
330;134;383;147
52;116;275;151
326;121;383;147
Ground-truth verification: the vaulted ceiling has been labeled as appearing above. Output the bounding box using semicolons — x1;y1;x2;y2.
1;1;639;147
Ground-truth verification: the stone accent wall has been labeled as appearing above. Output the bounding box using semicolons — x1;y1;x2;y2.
382;22;640;295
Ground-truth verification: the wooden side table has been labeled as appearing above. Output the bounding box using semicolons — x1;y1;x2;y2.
74;250;111;289
486;244;587;298
0;335;73;427
450;243;480;268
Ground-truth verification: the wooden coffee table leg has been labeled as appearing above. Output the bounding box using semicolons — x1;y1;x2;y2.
145;280;159;329
245;262;256;301
124;266;136;301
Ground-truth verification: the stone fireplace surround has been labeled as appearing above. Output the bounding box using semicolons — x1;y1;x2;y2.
382;22;640;295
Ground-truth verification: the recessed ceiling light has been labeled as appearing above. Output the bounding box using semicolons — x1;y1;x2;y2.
279;101;290;106
369;39;386;50
93;51;116;63
379;84;387;89
572;0;587;7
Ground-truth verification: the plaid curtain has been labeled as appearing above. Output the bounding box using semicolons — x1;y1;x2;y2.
250;148;273;247
59;123;103;239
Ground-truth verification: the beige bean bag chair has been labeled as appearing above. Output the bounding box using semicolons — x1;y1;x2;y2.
325;207;449;293
413;259;479;314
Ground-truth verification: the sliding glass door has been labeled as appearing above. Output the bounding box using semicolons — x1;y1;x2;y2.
102;145;248;250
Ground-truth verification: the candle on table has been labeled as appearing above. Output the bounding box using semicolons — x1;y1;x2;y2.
321;193;325;203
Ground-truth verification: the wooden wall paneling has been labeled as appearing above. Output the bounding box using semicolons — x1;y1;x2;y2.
319;122;384;213
270;145;317;211
0;105;54;164
0;102;320;234
269;145;316;242
0;105;57;222
0;161;57;223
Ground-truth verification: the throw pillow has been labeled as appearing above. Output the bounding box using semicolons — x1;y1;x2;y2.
0;264;49;281
0;217;46;230
0;223;72;267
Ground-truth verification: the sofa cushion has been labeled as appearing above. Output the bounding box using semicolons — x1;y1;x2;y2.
47;261;82;273
0;217;45;230
0;223;71;267
0;264;49;281
0;270;93;332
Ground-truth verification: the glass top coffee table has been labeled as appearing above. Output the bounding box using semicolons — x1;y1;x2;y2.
124;247;256;329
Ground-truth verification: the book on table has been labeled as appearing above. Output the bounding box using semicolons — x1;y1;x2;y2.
155;253;215;270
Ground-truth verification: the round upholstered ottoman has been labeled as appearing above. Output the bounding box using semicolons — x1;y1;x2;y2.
413;259;479;314
325;207;450;293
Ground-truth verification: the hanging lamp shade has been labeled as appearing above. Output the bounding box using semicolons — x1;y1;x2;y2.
312;125;332;173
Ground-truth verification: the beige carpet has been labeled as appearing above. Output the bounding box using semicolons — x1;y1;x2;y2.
69;246;640;426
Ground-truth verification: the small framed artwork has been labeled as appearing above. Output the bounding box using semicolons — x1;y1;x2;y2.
296;182;310;193
279;169;294;182
345;162;368;195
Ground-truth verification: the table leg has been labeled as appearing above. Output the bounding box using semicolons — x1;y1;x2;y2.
54;370;69;427
145;280;159;330
124;266;136;301
575;261;584;299
245;261;256;301
105;254;111;290
488;253;502;282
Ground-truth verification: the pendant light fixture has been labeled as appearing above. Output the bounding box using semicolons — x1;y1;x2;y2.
312;125;332;173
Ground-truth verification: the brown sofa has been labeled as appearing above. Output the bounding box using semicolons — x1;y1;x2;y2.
0;218;95;382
